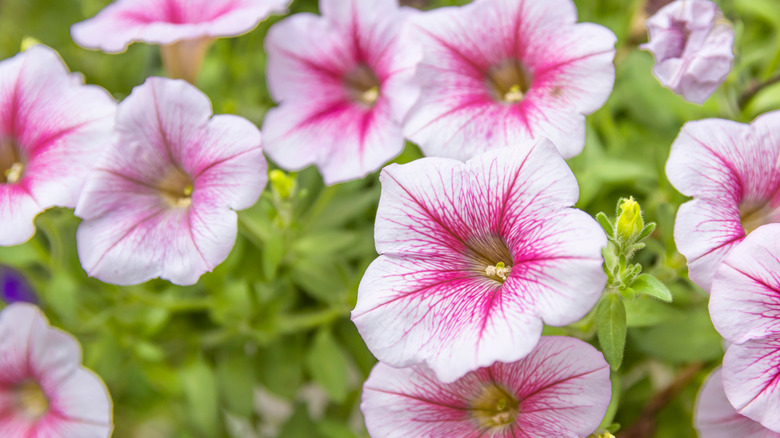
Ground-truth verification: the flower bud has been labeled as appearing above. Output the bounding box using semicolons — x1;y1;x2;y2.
616;196;643;242
269;169;295;200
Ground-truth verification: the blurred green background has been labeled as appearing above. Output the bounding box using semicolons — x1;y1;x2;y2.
0;0;777;436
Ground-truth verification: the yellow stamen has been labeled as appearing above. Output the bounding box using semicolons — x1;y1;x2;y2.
14;381;48;420
503;84;524;103
485;261;512;281
361;86;380;105
5;162;24;183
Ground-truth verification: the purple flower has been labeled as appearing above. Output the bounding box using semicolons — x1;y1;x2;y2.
665;112;780;292
0;267;36;304
352;141;607;383
641;0;734;104
0;303;113;437
361;336;611;437
695;368;780;438
403;0;616;160
75;77;267;286
0;45;116;246
261;0;420;184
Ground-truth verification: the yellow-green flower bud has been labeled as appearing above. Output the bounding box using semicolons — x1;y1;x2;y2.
269;169;295;199
21;37;42;52
616;196;643;242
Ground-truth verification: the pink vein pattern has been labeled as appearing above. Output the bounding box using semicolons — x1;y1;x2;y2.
75;77;267;286
262;0;421;185
403;0;616;161
0;303;113;438
361;336;611;438
666;112;780;292
352;141;607;383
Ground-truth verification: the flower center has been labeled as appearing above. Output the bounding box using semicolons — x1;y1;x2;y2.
466;234;514;283
486;60;532;104
157;166;193;208
0;137;24;184
469;383;519;430
666;19;691;59
13;380;49;420
740;200;780;234
344;64;381;107
485;261;512;281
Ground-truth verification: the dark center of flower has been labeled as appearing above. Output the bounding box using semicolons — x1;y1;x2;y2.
486;60;532;104
739;200;780;234
0;136;24;184
666;19;691;59
466;233;514;283
157;166;194;208
13;380;49;420
469;383;519;430
344;64;381;107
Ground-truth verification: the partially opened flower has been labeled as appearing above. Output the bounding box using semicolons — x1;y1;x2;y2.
695;368;780;438
0;303;112;437
352;141;607;383
0;45;115;246
75;77;267;286
362;336;611;437
403;0;616;161
0;267;36;304
641;0;734;104
262;0;420;184
666;112;780;292
71;0;289;83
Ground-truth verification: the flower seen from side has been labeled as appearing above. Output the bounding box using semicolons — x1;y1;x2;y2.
71;0;289;82
0;303;113;437
641;0;734;104
0;45;116;247
0;267;36;304
352;141;607;383
403;0;616;161
75;77;267;286
666;112;780;292
262;0;420;185
361;336;611;438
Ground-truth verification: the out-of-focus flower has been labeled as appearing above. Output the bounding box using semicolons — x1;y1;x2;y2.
75;77;267;286
403;0;616;161
352;141;607;383
71;0;289;83
665;112;780;292
262;0;420;185
361;336;611;437
0;45;115;246
695;368;780;438
0;267;36;304
641;0;734;104
0;303;113;437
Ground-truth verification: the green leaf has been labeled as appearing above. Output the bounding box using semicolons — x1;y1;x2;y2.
258;336;306;399
634;222;656;242
631;273;673;303
632;307;723;363
596;212;615;238
217;354;256;417
596;294;627;370
262;229;285;281
625;296;681;327
306;329;350;403
180;358;219;437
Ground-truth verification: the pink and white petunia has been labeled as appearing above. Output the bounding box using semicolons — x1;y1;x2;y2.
261;0;420;185
75;77;267;286
666;112;780;292
695;368;780;438
361;336;611;438
0;45;116;246
71;0;289;82
352;141;607;383
403;0;616;161
641;0;734;104
0;303;113;437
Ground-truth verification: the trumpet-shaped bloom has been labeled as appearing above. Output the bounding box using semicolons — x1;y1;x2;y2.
403;0;616;161
641;0;734;104
75;77;267;286
361;336;611;438
695;368;780;438
0;303;112;437
352;141;607;383
666;112;780;292
0;45;116;246
262;0;420;185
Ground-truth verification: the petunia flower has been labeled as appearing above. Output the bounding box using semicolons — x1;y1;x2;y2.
402;0;616;161
361;336;611;437
0;267;36;304
0;303;113;437
71;0;289;83
261;0;420;185
75;77;267;286
641;0;734;104
352;141;607;383
695;368;780;438
665;112;780;292
0;45;116;247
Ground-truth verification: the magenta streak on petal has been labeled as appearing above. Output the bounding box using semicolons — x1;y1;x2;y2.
86;207;167;273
